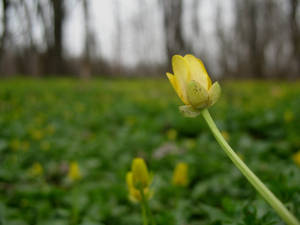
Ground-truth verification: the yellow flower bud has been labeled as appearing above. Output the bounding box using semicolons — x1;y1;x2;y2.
132;158;150;189
172;162;189;187
166;54;221;117
221;131;230;141
284;110;294;123
126;171;152;203
68;161;82;181
292;151;300;167
29;162;43;177
167;128;178;140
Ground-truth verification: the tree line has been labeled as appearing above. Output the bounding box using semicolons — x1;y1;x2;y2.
0;0;299;78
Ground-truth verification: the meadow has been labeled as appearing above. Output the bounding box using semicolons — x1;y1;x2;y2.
0;78;300;225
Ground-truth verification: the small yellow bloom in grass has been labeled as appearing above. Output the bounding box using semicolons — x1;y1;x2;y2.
10;139;20;151
68;161;82;181
172;162;189;187
167;128;178;141
132;158;151;189
166;54;221;117
184;138;196;149
29;162;43;177
221;131;230;141
126;172;152;202
46;124;56;135
126;158;153;202
40;141;50;151
292;151;300;167
284;110;294;123
30;129;43;140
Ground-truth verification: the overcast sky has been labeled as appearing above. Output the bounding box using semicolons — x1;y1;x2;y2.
1;0;234;68
63;0;234;67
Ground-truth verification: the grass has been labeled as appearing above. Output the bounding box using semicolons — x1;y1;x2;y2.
0;78;300;225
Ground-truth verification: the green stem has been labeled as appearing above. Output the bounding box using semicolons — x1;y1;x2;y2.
140;187;156;225
140;188;148;225
201;109;300;225
141;202;148;225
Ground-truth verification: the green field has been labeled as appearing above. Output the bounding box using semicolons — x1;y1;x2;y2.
0;78;300;225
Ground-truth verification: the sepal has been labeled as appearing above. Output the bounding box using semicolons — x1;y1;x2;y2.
179;105;202;118
208;82;221;106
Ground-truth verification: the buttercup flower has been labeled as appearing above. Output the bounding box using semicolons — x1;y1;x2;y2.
126;158;153;202
68;161;82;181
166;54;221;117
172;162;189;187
29;162;43;177
132;158;151;189
126;172;152;202
292;151;300;167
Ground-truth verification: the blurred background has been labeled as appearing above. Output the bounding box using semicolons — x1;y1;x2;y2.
1;1;300;225
0;0;299;78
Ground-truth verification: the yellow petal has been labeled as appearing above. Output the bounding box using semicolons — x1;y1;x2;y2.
184;54;211;89
208;82;221;106
166;72;189;105
172;162;189;187
126;172;134;189
172;55;190;103
132;158;150;188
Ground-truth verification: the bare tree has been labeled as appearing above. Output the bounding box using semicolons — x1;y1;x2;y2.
215;3;230;76
50;0;66;74
18;0;40;76
80;0;95;79
113;0;122;76
233;0;278;78
0;0;10;65
289;0;300;74
162;0;187;67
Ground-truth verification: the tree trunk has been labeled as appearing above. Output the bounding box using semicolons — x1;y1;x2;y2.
80;0;92;79
289;0;300;75
0;0;10;64
49;0;65;74
162;0;186;69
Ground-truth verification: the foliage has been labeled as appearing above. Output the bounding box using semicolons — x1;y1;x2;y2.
0;78;300;225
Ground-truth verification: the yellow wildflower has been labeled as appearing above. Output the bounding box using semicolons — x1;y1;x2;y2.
166;54;221;117
284;111;294;123
126;158;153;202
68;161;82;181
29;162;43;177
132;158;151;189
184;138;196;149
167;128;178;141
30;129;43;140
221;131;230;141
10;139;20;151
172;162;189;187
126;172;152;202
292;151;300;167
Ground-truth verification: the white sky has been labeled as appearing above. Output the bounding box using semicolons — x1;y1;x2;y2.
64;0;234;67
0;0;234;68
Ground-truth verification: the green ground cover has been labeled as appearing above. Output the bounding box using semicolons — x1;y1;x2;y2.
0;78;300;225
